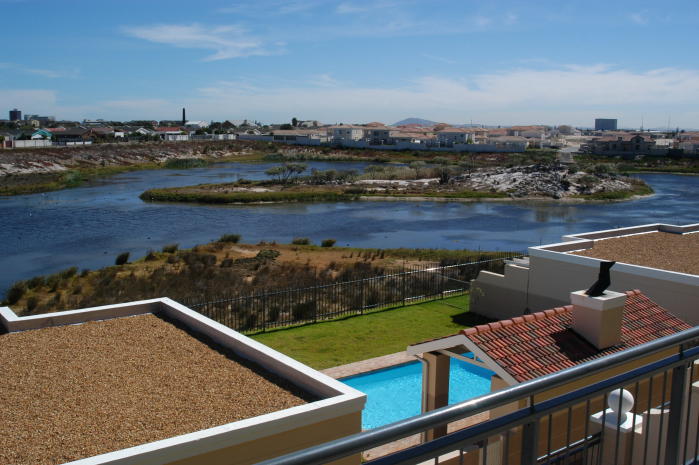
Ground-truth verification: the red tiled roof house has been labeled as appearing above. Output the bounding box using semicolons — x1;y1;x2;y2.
407;288;691;458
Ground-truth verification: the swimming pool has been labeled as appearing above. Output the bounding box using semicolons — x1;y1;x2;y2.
340;356;494;429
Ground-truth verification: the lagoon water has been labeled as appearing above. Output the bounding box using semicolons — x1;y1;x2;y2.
1;160;698;297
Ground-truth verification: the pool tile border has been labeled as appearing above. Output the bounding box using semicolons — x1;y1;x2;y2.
322;352;415;379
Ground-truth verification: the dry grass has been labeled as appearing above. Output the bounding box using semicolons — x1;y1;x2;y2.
0;314;312;465
572;231;699;275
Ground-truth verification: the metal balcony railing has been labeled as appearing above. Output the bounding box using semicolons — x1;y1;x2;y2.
260;326;699;465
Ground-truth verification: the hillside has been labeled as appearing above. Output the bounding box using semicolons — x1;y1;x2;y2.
392;117;438;127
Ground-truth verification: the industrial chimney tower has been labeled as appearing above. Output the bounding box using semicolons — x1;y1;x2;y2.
182;108;186;126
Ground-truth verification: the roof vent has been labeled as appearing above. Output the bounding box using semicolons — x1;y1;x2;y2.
571;261;626;350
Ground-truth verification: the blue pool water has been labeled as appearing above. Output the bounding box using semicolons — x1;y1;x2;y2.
341;356;494;429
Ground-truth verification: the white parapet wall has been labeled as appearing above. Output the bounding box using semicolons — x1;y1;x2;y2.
469;264;530;320
0;299;366;465
470;223;699;325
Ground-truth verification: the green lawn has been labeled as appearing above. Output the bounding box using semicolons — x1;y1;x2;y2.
250;295;489;370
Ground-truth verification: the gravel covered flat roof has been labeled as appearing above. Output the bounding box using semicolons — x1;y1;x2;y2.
0;313;313;465
571;231;699;275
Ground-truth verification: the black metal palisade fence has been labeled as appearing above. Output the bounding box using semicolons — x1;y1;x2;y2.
182;252;524;333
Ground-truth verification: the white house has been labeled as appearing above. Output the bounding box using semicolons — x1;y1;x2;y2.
185;120;210;129
330;125;365;143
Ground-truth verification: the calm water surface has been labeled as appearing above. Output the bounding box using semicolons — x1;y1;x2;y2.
0;160;697;296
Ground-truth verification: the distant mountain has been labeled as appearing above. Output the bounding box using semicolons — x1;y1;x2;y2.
392;117;438;127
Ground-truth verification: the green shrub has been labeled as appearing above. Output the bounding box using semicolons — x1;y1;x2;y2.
267;306;281;322
219;234;241;243
6;281;27;305
145;250;158;261
27;275;46;289
256;249;281;261
292;300;317;321
162;243;179;253
25;296;39;312
115;252;130;266
46;273;62;292
80;269;90;278
321;239;336;248
164;158;209;169
59;267;78;279
291;237;311;245
220;258;234;268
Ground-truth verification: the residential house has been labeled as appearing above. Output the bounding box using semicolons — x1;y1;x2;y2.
53;127;92;144
155;126;188;141
436;127;473;146
185;120;210;130
31;129;52;139
408;288;692;460
364;126;392;145
489;135;528;151
271;129;329;144
389;130;436;145
91;127;115;138
330;125;366;143
587;133;656;154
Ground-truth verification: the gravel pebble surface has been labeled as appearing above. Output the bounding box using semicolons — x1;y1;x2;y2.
572;231;699;275
0;314;312;465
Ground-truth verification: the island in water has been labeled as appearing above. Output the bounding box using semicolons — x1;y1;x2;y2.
140;162;653;204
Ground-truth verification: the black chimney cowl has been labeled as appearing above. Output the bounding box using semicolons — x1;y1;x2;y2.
585;261;616;297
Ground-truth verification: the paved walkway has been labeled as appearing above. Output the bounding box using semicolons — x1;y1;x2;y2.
321;351;414;378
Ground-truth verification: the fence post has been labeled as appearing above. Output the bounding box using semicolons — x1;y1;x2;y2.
360;277;365;314
313;285;318;323
402;268;406;306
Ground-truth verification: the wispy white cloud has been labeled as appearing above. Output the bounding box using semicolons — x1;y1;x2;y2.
0;62;80;79
0;89;57;108
309;73;341;87
474;16;492;28
185;64;699;127
629;10;648;25
336;2;368;14
504;12;518;25
218;0;327;15
122;23;278;61
421;54;457;65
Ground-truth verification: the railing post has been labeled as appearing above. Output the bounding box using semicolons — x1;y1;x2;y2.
664;363;689;465
520;417;539;465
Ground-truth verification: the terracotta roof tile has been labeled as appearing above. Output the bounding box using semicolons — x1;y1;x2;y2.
463;292;689;382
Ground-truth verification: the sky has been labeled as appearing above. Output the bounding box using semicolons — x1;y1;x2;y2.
1;0;698;128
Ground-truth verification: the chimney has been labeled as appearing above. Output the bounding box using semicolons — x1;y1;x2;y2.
570;290;626;350
182;108;186;126
570;261;626;350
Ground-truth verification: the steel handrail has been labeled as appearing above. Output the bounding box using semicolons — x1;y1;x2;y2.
258;325;699;465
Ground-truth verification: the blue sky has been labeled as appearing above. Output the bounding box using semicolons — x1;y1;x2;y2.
1;0;698;127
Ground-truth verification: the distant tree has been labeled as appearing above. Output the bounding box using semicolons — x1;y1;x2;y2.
292;117;298;127
280;123;293;130
466;136;474;144
265;163;307;183
409;160;427;179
